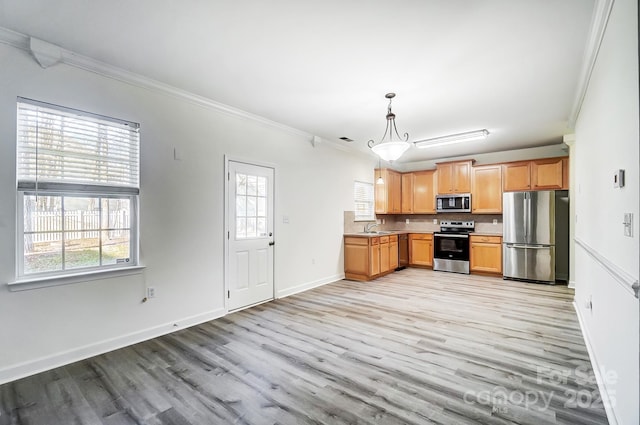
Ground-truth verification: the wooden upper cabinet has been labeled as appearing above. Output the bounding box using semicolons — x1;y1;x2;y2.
502;161;531;191
471;165;502;213
413;170;436;213
401;173;414;214
375;168;402;214
503;157;568;192
531;157;567;190
390;171;402;213
436;160;472;194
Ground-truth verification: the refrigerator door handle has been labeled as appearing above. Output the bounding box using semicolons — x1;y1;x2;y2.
523;196;528;239
509;244;548;249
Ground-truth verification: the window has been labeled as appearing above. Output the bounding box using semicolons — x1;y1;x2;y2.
16;98;140;279
354;181;374;221
235;172;268;238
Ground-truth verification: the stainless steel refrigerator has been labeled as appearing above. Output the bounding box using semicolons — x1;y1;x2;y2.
503;190;569;283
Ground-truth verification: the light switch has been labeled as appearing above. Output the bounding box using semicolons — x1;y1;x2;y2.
623;213;633;237
283;215;289;224
614;169;625;188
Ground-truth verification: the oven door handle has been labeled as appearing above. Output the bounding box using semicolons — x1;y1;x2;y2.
434;233;469;239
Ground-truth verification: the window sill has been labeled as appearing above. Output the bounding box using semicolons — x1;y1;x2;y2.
7;266;146;292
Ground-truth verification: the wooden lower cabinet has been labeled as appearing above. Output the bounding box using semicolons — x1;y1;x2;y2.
409;233;433;267
470;235;502;275
347;233;502;279
389;237;399;269
379;236;390;273
344;234;399;281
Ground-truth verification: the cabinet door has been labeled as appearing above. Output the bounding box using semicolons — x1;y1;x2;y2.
379;238;390;272
344;243;369;275
374;168;401;214
471;165;502;213
374;169;388;214
503;161;531;191
452;161;471;193
370;240;380;275
389;240;399;270
413;170;436;213
401;173;414;214
470;236;502;274
390;171;402;213
531;158;564;190
436;163;453;194
409;235;433;266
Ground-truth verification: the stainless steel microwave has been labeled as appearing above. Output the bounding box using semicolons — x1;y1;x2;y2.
436;193;471;213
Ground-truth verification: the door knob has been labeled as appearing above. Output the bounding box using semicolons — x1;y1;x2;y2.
269;241;275;246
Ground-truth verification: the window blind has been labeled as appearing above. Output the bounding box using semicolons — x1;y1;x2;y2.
354;181;374;220
17;97;140;194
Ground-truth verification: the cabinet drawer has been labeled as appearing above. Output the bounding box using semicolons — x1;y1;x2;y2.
344;237;369;246
470;235;501;244
379;236;389;244
409;233;433;241
389;234;398;242
370;237;379;245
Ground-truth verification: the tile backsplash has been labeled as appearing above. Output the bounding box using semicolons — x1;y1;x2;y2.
344;211;503;234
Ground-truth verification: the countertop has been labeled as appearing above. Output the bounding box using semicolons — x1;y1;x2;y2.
345;230;503;237
344;230;431;237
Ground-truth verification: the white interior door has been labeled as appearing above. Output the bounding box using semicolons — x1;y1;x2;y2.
226;160;275;311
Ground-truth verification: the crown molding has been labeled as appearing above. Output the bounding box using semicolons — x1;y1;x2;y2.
568;0;615;129
0;25;355;154
0;26;29;50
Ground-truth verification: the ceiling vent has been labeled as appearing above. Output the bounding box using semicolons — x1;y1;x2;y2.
339;137;354;142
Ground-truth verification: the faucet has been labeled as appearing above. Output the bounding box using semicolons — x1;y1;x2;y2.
365;222;379;233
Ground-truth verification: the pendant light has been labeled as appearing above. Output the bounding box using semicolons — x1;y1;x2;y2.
367;93;411;162
376;158;384;185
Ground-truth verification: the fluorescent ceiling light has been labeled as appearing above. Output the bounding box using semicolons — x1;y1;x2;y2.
414;129;489;149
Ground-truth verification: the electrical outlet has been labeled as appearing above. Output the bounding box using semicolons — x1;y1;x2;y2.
432;219;438;225
147;287;156;299
311;258;315;265
493;219;498;225
406;218;410;224
585;295;592;310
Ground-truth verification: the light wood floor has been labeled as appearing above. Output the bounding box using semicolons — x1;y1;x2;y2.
0;269;608;425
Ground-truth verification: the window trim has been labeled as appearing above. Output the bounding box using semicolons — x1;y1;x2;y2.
7;265;146;292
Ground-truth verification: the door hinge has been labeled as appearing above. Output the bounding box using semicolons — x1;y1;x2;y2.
228;172;230;180
227;231;230;239
227;290;230;298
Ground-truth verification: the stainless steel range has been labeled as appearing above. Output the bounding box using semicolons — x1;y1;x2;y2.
433;220;474;274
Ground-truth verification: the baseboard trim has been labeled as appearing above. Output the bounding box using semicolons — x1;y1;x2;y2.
573;301;619;425
568;280;576;289
276;273;344;299
0;307;226;385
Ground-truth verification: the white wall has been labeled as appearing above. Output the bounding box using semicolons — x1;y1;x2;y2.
0;43;375;383
573;0;639;423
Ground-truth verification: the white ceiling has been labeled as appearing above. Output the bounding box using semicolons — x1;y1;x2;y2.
0;0;595;164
